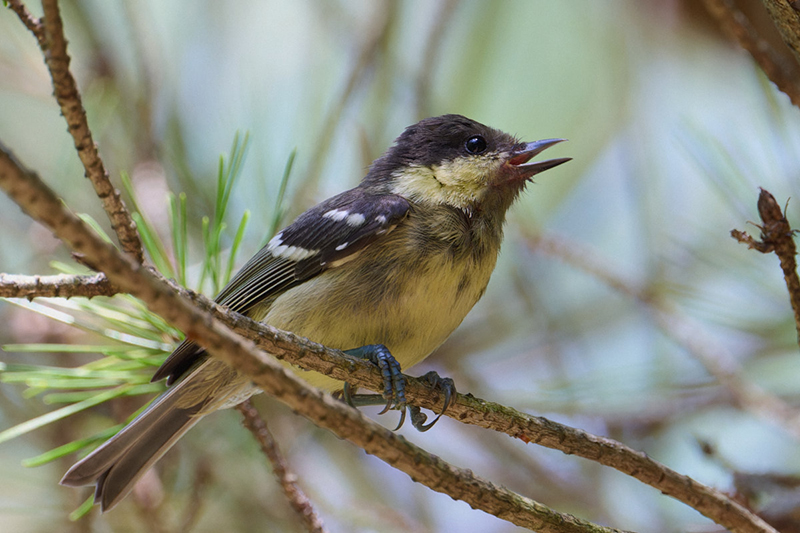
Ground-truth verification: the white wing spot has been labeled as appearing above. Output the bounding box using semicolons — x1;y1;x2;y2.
346;213;366;227
375;215;387;224
335;242;349;251
266;232;284;250
323;209;349;221
271;244;318;261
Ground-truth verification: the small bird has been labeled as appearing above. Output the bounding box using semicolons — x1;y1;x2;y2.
60;114;570;511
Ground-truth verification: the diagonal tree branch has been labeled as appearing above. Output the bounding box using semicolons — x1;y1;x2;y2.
7;0;144;262
3;2;774;531
0;142;630;533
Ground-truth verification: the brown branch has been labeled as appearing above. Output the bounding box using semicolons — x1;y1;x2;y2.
6;0;46;47
17;0;144;263
0;273;117;299
703;0;800;107
732;187;800;345
0;144;630;533
237;400;328;533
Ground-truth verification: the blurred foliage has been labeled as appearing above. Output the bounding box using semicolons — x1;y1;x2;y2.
2;1;800;532
0;135;254;474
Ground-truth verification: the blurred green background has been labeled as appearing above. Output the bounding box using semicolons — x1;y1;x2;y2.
2;1;800;532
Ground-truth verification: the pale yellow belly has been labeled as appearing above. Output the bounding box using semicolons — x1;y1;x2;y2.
251;247;497;391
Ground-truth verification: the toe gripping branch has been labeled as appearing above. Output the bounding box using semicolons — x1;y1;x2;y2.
340;344;457;431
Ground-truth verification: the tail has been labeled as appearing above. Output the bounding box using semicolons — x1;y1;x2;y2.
60;377;207;511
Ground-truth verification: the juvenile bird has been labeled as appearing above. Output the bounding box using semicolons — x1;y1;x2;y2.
61;114;570;510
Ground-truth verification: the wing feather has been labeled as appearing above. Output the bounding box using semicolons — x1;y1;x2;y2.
152;188;410;384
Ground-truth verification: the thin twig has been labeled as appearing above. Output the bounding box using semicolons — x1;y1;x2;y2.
29;0;144;262
6;0;46;47
703;0;800;107
237;400;328;533
0;140;633;533
732;187;800;345
0;272;116;299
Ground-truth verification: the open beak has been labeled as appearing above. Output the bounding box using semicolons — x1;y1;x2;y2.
507;139;571;179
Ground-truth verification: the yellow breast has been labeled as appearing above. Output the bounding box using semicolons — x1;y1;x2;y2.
252;205;501;391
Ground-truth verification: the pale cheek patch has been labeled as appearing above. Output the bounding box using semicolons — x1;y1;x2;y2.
435;155;503;189
389;166;449;205
433;155;505;204
267;233;318;261
390;156;506;209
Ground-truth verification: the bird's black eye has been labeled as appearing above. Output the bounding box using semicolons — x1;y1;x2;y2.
464;135;487;154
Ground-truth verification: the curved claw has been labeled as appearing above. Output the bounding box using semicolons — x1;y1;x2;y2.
378;396;393;415
342;382;356;408
393;405;407;430
439;377;455;415
421;371;456;415
409;371;457;432
409;406;433;431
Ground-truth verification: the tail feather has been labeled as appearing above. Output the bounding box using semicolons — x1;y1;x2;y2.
61;380;206;511
94;405;203;510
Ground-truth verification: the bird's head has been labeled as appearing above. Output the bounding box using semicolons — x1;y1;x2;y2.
364;114;570;214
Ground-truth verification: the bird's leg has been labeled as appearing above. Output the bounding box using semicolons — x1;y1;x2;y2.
342;344;406;413
339;345;456;431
